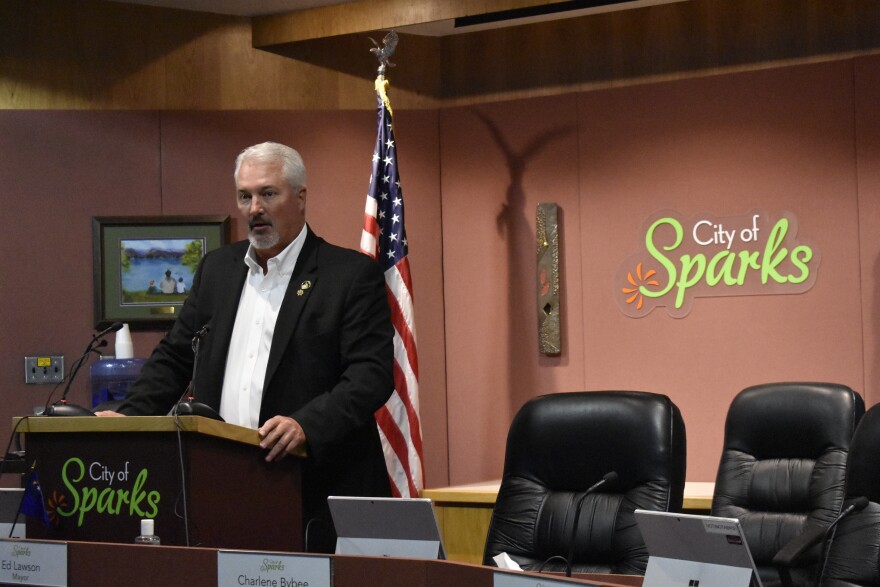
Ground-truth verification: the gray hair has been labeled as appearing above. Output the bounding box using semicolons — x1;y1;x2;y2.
234;142;307;191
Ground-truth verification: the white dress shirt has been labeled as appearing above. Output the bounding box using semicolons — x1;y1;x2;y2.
219;225;307;428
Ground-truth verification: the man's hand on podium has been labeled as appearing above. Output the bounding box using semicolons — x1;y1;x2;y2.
93;410;308;459
259;415;308;461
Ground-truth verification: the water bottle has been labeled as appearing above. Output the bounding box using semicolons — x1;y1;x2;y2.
134;519;160;545
89;323;146;408
89;356;146;407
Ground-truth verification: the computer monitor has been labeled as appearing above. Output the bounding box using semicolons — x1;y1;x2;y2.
635;510;763;587
327;496;446;560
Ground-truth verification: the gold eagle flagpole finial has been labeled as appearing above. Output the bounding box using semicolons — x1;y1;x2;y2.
369;30;399;80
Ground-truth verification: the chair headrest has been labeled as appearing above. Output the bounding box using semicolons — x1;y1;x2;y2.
723;382;863;458
503;391;685;492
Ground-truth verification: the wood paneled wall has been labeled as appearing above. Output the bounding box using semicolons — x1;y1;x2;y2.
3;0;880;111
439;0;880;103
0;0;436;110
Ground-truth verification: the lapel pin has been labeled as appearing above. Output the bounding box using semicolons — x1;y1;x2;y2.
296;280;312;296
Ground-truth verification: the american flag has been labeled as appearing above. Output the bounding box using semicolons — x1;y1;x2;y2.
360;78;424;497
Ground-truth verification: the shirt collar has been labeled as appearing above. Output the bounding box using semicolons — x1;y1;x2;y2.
243;223;307;276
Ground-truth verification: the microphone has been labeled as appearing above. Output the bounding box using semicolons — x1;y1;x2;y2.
565;471;619;576
774;496;870;586
43;322;124;416
171;324;223;421
815;497;870;583
86;339;109;359
93;322;125;341
837;495;870;519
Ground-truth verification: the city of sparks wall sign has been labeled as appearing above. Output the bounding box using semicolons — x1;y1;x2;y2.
615;209;820;318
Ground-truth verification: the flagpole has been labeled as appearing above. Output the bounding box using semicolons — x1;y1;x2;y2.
362;31;425;497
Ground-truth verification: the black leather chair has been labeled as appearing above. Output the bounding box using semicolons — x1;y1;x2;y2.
816;401;880;587
712;382;865;587
482;391;686;575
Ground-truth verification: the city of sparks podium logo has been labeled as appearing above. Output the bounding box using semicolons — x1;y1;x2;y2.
615;209;820;318
50;457;161;527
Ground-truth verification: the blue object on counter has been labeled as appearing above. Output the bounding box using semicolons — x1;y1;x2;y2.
90;357;146;408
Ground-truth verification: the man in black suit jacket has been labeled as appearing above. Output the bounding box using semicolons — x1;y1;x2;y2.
98;142;394;551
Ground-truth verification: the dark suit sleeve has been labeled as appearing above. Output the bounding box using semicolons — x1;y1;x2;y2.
290;255;395;462
116;257;206;415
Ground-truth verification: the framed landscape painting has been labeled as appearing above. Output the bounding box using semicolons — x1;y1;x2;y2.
93;216;230;330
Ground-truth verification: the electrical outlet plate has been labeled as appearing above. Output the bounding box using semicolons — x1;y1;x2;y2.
24;356;64;384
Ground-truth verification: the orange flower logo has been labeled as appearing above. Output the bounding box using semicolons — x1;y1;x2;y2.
47;490;68;527
622;262;660;310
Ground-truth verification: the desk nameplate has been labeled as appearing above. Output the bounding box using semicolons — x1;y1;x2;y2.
217;550;330;587
0;539;67;586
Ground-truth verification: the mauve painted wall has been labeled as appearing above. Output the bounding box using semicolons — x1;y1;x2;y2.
2;54;879;489
0;112;165;434
0;108;448;488
440;94;586;481
575;60;865;482
440;56;876;484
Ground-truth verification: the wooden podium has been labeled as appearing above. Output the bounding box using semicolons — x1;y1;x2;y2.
16;416;302;551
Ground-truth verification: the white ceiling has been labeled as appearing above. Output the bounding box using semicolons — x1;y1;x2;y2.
105;0;353;17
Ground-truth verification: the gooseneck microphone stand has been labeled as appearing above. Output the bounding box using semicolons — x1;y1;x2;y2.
171;324;223;421
43;322;124;416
